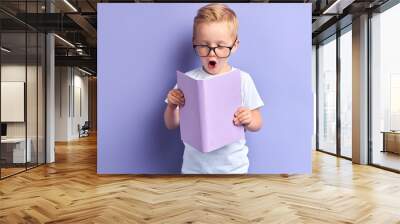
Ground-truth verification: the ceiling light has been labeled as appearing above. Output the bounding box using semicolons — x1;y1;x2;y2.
63;0;78;12
78;67;93;76
322;0;354;15
54;34;75;48
1;47;11;53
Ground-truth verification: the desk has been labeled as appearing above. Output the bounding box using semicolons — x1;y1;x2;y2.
1;138;31;163
381;131;400;154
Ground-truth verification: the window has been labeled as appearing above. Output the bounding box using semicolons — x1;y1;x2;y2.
339;28;352;158
317;36;337;154
371;2;400;171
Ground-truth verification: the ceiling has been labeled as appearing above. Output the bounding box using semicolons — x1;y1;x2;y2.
0;0;393;75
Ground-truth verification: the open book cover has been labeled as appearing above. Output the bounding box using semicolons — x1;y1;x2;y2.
177;69;245;153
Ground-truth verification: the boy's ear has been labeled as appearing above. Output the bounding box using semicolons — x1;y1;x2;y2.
232;38;240;53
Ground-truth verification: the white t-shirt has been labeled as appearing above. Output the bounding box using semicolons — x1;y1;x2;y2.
165;66;264;174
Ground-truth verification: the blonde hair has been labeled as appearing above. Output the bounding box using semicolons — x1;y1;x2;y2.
193;3;238;40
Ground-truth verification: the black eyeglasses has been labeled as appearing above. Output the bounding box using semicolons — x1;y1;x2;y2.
193;37;237;58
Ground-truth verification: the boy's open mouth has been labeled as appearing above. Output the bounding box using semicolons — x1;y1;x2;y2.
208;60;217;69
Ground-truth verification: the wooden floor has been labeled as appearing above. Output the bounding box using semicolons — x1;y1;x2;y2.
1;134;400;223
1;167;26;178
1;163;45;178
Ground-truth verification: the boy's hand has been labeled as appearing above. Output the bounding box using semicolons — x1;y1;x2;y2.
233;107;252;127
167;89;185;108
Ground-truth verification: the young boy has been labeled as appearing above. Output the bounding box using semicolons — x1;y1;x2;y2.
164;3;264;174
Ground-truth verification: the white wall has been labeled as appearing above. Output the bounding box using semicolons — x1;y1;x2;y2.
71;72;89;138
1;65;26;132
55;67;89;141
1;63;46;164
55;66;69;141
1;64;42;138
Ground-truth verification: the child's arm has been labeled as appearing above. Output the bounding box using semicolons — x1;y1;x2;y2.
233;107;263;132
164;89;185;130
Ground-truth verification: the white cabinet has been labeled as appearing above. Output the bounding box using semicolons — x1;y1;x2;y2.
1;138;32;163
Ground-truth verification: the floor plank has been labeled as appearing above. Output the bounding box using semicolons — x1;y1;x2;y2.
1;134;400;223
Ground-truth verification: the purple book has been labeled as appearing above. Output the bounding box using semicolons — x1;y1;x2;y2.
177;70;245;153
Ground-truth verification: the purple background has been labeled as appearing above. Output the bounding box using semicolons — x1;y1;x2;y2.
98;3;313;174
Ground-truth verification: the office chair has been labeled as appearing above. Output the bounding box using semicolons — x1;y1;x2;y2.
79;121;90;138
